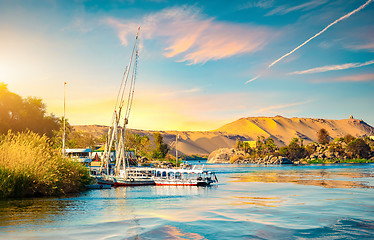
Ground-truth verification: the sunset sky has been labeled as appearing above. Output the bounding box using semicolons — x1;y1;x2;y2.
1;0;373;131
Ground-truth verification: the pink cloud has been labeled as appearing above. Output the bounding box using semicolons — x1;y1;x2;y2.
312;73;374;83
105;6;273;64
255;100;313;114
337;73;374;82
349;42;374;52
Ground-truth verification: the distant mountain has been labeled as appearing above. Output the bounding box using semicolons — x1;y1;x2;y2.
216;116;374;146
73;116;374;156
73;125;243;156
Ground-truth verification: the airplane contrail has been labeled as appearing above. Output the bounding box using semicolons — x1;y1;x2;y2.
246;0;373;84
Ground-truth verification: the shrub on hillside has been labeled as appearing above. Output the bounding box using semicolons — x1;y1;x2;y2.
343;134;355;144
346;138;371;159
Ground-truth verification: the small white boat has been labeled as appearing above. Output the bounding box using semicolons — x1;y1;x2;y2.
153;165;218;186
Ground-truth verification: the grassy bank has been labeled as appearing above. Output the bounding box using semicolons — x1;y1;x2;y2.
0;131;90;199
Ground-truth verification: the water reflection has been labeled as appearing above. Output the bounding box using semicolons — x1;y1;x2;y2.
0;198;78;229
229;196;283;207
1;164;374;239
138;225;206;240
231;169;374;189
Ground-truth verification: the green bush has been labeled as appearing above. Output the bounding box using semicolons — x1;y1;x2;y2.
346;138;371;159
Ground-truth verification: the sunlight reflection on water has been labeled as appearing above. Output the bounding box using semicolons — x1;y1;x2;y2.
230;169;374;189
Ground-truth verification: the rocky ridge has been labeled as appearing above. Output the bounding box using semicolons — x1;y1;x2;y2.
207;148;293;164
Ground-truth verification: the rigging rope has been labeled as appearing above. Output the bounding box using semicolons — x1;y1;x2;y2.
100;28;140;175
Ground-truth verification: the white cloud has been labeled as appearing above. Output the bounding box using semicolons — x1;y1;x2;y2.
266;0;327;16
290;59;374;75
255;100;312;114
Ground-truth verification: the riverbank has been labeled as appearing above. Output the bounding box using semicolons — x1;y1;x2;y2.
0;132;90;199
208;140;374;165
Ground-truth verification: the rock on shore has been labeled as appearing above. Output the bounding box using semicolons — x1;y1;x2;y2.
207;148;292;164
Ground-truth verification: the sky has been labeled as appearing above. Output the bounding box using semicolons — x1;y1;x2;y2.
0;0;373;131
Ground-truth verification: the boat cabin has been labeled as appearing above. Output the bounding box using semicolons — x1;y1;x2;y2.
153;166;217;186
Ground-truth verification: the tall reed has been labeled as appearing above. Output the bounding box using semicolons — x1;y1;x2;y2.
0;131;90;198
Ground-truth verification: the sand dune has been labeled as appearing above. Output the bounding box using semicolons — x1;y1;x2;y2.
216;116;374;145
74;116;374;156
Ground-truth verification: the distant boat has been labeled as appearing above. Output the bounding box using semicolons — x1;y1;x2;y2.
153;165;218;186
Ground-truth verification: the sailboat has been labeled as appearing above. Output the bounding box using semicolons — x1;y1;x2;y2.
97;27;155;187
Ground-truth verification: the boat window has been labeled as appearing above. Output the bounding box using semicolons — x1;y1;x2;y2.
162;171;167;178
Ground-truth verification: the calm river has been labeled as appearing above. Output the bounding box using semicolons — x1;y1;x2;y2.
1;162;374;239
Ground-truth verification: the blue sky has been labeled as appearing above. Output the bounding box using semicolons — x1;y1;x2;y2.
0;0;373;130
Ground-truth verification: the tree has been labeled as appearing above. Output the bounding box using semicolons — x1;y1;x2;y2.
243;141;251;154
152;132;169;159
317;128;330;145
0;82;60;138
279;138;307;161
234;139;243;150
125;132;151;156
256;136;277;157
288;138;307;160
346;138;371;159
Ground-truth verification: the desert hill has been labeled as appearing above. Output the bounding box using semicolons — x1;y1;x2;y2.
73;125;243;156
216;116;374;146
74;116;374;156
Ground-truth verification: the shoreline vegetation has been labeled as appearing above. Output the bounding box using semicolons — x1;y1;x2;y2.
0;131;90;199
207;131;374;164
0;83;91;199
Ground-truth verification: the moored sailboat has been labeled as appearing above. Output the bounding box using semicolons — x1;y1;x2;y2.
97;27;155;187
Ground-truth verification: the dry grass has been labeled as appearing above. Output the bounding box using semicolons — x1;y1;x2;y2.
0;131;90;198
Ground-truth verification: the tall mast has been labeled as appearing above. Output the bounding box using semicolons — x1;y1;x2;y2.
100;27;141;175
176;134;179;167
62;82;66;158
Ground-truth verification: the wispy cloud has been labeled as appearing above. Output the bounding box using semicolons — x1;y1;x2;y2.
246;0;373;83
159;87;202;96
238;0;274;10
313;73;374;83
255;100;312;114
105;6;273;64
349;41;374;52
290;59;374;75
266;0;327;16
338;73;374;82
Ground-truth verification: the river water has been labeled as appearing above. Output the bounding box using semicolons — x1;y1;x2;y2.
1;162;374;239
